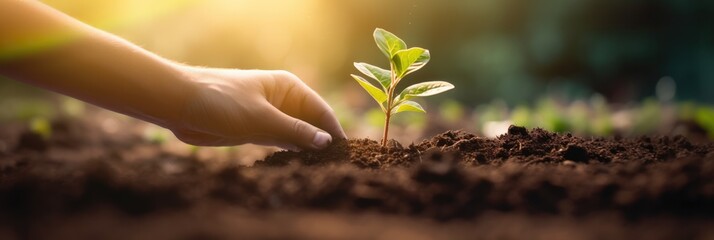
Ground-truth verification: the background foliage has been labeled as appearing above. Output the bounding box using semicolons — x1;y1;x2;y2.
1;0;712;140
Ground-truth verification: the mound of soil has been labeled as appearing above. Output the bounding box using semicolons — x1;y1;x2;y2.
0;122;713;239
261;126;710;168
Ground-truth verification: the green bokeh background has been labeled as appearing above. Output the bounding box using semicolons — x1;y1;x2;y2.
1;0;712;139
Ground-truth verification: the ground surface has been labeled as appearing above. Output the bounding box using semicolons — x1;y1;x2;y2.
0;120;713;240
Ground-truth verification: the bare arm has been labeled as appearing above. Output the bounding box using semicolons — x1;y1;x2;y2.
0;0;193;128
0;0;345;150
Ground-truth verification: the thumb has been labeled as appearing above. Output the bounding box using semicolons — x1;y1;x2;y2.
263;106;333;150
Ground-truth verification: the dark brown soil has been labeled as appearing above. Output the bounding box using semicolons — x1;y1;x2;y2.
1;121;713;240
261;125;711;168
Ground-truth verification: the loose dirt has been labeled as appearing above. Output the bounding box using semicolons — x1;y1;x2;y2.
1;122;712;240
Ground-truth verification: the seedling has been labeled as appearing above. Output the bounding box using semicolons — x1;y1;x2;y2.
352;28;454;146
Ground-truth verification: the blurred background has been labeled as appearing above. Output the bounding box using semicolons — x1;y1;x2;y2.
1;0;713;163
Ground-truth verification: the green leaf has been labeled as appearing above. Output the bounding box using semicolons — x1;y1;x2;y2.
354;62;391;91
396;81;454;102
374;28;406;59
351;74;387;109
391;100;425;114
391;48;430;79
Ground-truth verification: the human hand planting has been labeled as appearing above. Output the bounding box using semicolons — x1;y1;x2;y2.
0;1;345;150
173;67;346;150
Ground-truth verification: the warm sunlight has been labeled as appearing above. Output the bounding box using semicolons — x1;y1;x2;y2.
1;1;712;238
43;0;350;87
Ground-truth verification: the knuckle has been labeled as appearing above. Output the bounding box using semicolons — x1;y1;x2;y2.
272;70;296;81
272;70;302;85
292;120;304;134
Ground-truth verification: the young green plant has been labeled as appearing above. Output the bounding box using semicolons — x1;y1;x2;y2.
352;28;454;146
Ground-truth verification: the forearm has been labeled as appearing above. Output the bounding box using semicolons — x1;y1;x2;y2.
0;1;346;149
0;0;194;128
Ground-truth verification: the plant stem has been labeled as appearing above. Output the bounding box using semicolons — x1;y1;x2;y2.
382;62;397;147
383;87;394;146
382;112;391;146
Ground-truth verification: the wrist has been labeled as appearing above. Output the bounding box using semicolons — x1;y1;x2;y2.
156;61;201;131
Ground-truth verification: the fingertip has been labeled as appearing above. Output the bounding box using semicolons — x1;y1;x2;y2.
312;131;332;149
317;110;348;140
265;108;328;151
331;129;348;141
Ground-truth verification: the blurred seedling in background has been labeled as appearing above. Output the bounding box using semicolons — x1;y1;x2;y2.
439;100;465;125
535;98;569;133
695;106;714;139
29;117;51;139
352;28;454;146
143;126;169;144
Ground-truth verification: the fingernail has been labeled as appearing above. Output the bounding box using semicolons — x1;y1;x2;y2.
312;132;332;149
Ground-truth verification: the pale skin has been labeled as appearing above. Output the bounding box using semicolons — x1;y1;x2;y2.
0;0;346;151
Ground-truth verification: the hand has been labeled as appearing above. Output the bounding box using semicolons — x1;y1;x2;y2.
0;1;346;151
169;66;347;151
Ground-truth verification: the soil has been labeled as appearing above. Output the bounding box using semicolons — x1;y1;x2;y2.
1;121;713;240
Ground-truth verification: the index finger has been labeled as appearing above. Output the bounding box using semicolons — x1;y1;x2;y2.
298;85;348;140
275;79;347;140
